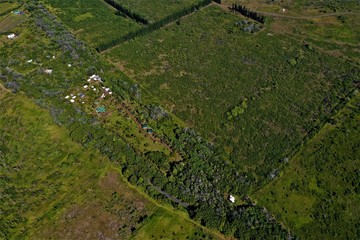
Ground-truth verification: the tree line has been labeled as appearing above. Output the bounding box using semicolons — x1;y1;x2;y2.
231;3;266;24
96;0;212;52
103;0;149;25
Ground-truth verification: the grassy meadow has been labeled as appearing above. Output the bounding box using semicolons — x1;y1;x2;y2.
106;5;358;181
254;93;360;239
42;0;141;47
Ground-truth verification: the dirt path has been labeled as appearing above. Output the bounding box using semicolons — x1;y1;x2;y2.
150;183;190;207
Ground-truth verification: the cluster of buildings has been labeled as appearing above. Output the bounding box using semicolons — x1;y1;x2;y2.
64;74;114;112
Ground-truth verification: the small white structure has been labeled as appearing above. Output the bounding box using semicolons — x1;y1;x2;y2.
68;64;72;67
89;74;102;82
44;69;53;74
105;88;110;92
109;92;113;95
282;8;286;13
65;95;70;99
91;86;94;89
70;99;75;103
229;195;235;203
7;33;16;39
93;88;97;91
27;59;33;63
72;96;76;99
83;85;88;89
101;93;105;98
52;55;56;59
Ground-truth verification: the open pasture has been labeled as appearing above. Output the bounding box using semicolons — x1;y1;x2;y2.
42;0;141;47
106;5;359;183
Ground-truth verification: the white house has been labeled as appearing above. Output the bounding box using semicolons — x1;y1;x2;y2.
7;33;16;39
229;195;235;203
44;69;53;74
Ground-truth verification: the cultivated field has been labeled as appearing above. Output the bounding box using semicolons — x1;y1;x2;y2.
106;5;358;183
42;0;141;47
254;93;360;239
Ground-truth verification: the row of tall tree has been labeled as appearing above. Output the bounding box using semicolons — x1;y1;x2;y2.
103;0;148;25
231;3;266;23
96;0;212;52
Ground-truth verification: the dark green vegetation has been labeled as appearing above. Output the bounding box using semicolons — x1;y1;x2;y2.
96;0;212;51
255;93;360;239
0;3;219;239
41;0;141;47
1;0;359;239
111;0;205;22
106;5;358;189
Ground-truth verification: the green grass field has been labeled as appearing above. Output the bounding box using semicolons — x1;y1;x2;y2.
0;12;26;33
0;88;149;239
113;0;206;22
0;86;219;239
105;5;358;182
0;1;19;15
132;208;216;240
254;93;360;239
43;0;141;47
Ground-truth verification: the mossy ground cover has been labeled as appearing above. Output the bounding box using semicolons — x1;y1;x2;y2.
42;0;141;47
106;5;358;183
254;92;360;239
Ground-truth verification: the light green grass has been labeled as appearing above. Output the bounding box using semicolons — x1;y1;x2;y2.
133;208;215;240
